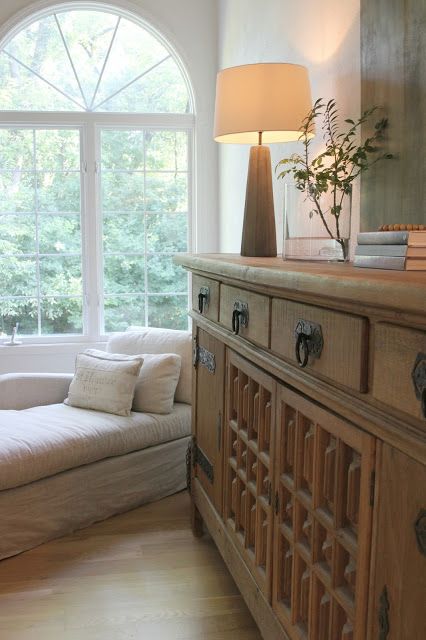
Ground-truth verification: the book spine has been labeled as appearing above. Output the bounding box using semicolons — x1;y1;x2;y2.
353;255;406;270
355;244;408;257
357;231;409;245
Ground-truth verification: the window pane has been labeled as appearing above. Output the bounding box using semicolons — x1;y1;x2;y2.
101;130;144;171
39;256;82;295
145;173;187;212
40;297;83;335
101;172;144;212
146;213;187;253
0;298;38;335
35;130;80;171
4;15;84;107
103;255;145;294
148;295;187;329
145;131;187;171
37;173;81;213
93;18;171;109
0;52;81;111
97;57;189;113
103;214;144;254
56;11;119;107
0;215;35;254
39;215;81;253
0;127;84;336
0;173;35;213
147;255;187;294
104;295;145;333
0;257;36;296
100;127;189;334
0;129;34;170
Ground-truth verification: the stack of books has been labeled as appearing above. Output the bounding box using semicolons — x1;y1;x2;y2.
354;230;426;270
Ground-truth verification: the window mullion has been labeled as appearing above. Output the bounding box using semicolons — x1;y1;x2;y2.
81;121;101;340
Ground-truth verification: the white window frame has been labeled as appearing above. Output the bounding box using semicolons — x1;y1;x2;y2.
0;111;195;345
0;0;197;345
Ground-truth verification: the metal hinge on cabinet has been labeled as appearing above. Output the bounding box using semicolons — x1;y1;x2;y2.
191;436;214;484
192;336;216;373
369;470;376;507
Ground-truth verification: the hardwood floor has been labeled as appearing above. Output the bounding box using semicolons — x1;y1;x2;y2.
0;491;262;640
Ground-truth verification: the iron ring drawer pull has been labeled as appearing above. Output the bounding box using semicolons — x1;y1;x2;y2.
232;309;241;335
197;286;209;314
412;353;426;419
294;319;323;368
295;332;310;368
415;509;426;556
231;301;249;335
198;292;207;313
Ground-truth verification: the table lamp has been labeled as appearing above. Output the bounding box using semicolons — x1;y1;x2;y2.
214;63;312;257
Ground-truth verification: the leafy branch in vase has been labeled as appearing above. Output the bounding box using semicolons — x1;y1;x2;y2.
276;98;393;260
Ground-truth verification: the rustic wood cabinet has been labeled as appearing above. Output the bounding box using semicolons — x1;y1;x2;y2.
177;255;426;640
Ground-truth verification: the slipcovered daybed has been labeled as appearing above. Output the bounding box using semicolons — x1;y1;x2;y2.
0;327;192;560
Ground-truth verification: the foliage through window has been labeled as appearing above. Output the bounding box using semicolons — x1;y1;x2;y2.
0;9;190;113
0;6;193;338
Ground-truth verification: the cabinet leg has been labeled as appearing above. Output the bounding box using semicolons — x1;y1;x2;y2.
191;499;204;537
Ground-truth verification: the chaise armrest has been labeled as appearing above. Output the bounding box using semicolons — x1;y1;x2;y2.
0;373;73;410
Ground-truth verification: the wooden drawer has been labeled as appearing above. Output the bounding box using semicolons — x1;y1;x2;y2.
192;275;219;322
219;285;270;348
271;299;368;392
373;323;426;421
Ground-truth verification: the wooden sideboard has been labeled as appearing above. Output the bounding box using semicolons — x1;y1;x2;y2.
174;254;426;640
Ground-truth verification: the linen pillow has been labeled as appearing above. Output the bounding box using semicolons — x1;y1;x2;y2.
132;353;181;414
107;327;192;404
64;349;143;416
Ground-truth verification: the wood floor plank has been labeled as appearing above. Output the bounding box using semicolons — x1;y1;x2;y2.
0;492;262;639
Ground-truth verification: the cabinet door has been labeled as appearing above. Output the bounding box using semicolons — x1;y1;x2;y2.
369;443;426;640
193;327;225;514
273;385;375;640
223;350;275;600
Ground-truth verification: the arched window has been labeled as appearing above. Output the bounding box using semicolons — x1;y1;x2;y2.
0;5;194;339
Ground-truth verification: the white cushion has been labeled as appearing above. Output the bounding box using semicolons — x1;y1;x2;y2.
107;327;192;404
133;353;181;414
65;349;143;416
0;402;191;491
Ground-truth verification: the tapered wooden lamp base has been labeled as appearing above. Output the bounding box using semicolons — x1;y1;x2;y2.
240;145;277;257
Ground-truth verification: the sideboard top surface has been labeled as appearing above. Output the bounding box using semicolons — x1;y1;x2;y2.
174;253;426;317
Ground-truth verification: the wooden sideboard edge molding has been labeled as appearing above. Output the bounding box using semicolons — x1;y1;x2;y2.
193;479;289;640
190;312;426;465
188;265;426;333
175;254;426;319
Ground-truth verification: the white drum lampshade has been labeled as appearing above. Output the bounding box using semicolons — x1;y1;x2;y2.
214;63;313;256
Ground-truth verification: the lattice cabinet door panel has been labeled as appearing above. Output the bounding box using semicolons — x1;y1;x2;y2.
193;327;225;514
224;350;276;600
273;385;375;640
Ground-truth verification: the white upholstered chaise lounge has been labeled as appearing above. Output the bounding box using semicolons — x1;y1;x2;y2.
0;327;192;561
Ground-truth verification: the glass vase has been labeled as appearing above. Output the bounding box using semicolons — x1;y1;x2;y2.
283;183;351;261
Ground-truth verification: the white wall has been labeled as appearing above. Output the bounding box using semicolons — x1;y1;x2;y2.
0;0;218;373
217;0;360;256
